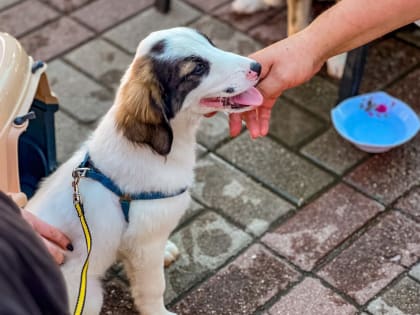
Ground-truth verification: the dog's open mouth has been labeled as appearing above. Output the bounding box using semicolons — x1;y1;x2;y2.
200;87;263;110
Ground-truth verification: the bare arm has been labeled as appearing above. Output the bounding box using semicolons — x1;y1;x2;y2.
230;0;420;138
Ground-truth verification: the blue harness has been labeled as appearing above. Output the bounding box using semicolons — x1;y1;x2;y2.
76;153;188;222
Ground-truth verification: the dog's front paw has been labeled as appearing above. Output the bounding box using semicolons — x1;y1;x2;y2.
164;240;180;267
232;0;269;14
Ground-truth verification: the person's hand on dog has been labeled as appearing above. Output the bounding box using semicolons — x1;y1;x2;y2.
229;32;322;139
21;209;73;264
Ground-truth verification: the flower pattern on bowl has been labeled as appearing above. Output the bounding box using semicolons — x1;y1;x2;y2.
359;98;396;118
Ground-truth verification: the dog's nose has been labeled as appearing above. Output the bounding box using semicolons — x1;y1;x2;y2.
250;62;261;76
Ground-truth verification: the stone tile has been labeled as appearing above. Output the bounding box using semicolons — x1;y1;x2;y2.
269;98;325;147
104;0;200;53
47;60;114;123
72;0;153;32
39;0;93;13
301;128;368;175
318;211;420;305
172;244;300;314
360;38;420;93
367;277;420;315
197;113;230;149
409;263;420;281
248;9;287;45
345;134;420;205
65;39;132;89
263;183;384;271
283;76;338;121
397;24;420;48
268;278;357;315
196;143;207;158
193;154;294;236
0;0;58;38
184;0;228;11
55;111;92;162
213;2;283;32
20;17;93;61
178;199;204;225
190;15;263;56
0;0;19;10
394;187;420;221
217;134;334;205
164;211;252;303
387;68;420;114
101;278;138;315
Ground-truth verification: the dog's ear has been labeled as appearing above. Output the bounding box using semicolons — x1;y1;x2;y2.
115;57;173;156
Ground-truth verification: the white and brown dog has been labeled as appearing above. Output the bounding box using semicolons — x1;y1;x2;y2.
232;0;347;78
26;27;262;315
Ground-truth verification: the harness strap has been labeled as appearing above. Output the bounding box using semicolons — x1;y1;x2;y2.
77;153;187;222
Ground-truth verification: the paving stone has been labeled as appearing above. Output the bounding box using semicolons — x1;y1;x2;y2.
394;186;420;221
65;38;132;89
0;0;58;38
263;183;384;271
178;199;204;226
269;98;325;147
387;68;420;114
184;0;228;11
190;15;263;56
268;278;357;315
409;263;420;281
248;9;287;45
360;38;420;93
101;278;138;315
172;244;300;314
47;59;114;123
283;75;338;121
0;0;19;10
367;277;420;315
213;2;283;32
20;17;93;61
301;128;368;175
217;133;334;205
192;154;294;236
397;24;420;48
55;111;92;162
72;0;153;32
197;112;230;149
196;143;207;158
39;0;93;13
104;0;200;53
164;211;252;303
318;211;420;305
345;134;420;205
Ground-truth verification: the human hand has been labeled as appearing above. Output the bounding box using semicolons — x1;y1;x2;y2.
229;31;324;138
21;209;73;265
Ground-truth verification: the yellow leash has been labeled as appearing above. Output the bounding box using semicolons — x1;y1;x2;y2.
72;168;92;315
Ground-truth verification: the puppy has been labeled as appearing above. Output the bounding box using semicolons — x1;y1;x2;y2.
26;27;263;315
232;0;347;78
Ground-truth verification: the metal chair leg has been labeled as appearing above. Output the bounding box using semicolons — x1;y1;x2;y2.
337;45;368;104
154;0;170;13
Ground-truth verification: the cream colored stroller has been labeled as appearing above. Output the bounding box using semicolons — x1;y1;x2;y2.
0;32;58;207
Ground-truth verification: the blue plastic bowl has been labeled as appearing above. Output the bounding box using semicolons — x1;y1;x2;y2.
332;92;420;153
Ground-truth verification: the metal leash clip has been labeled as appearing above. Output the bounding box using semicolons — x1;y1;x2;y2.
72;167;90;206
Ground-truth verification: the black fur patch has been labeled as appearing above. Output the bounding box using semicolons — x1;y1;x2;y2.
151;55;210;119
150;39;166;55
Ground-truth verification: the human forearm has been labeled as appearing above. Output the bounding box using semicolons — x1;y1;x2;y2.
303;0;420;64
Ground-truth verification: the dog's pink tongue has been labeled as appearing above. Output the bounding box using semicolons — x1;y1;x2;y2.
231;87;263;106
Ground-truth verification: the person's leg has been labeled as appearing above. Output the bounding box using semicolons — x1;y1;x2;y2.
0;191;69;315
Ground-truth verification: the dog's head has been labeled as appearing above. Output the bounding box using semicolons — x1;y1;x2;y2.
115;27;263;155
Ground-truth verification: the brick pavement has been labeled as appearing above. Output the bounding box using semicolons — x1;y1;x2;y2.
1;0;419;314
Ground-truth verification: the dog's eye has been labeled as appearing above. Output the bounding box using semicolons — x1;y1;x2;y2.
192;63;206;76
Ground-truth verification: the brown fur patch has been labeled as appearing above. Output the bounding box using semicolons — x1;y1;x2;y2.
178;61;197;78
115;57;173;155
